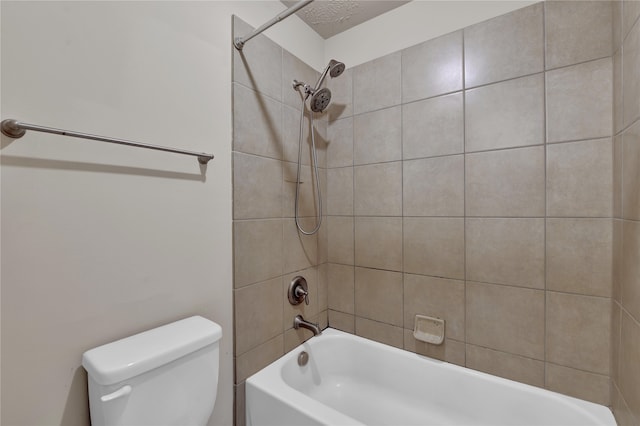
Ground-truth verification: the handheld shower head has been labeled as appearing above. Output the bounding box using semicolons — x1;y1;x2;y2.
309;87;332;112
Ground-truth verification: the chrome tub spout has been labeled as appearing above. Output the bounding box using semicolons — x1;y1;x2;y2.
293;315;322;336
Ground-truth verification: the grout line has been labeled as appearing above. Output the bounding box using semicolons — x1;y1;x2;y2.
542;0;548;388
461;26;468;367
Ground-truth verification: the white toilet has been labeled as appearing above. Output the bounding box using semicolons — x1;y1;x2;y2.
82;316;222;426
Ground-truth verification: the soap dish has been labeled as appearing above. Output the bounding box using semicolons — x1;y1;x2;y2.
413;315;445;345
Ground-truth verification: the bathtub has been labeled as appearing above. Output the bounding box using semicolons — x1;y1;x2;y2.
246;328;616;426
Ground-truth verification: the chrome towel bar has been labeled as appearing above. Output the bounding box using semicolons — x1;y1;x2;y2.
1;119;214;165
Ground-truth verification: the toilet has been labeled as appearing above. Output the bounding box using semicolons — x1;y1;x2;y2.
82;316;222;426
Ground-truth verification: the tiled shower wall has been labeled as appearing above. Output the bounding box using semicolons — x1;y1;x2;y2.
231;16;329;425
611;1;640;424
325;2;615;406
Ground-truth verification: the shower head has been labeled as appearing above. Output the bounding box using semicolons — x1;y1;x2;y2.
312;59;346;92
328;59;345;78
309;88;332;112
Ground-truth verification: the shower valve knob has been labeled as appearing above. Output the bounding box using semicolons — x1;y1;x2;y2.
288;276;309;306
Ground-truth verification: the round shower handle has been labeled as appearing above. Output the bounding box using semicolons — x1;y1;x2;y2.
288;276;309;306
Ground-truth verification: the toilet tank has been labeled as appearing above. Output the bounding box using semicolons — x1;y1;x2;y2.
82;316;222;426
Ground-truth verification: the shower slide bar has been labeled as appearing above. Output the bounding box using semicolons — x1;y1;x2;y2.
0;119;214;165
234;0;314;50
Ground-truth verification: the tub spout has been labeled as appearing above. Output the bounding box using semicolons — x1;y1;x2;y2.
293;315;322;336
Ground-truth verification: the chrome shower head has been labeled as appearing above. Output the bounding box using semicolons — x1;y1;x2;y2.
309;88;332;112
328;59;345;78
312;59;346;92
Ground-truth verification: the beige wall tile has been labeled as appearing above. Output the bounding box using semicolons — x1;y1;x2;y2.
282;105;313;166
623;15;640;128
466;281;545;359
328;310;355;333
623;121;640;220
623;0;640;40
403;331;465;366
612;301;622;383
233;17;282;101
612;382;638;426
465;74;544;152
403;218;465;280
353;106;402;165
465;146;545;217
355;217;402;271
327;216;354;265
401;30;463;103
235;334;284;383
614;219;624;301
355;267;403;326
282;49;319;110
327;167;353;216
614;48;624;135
466;218;545;289
234;382;246;426
352;51;401;115
619;311;640;422
318;309;329;330
235;278;284;355
547;138;613;217
327;68;353;122
318;264;328;313
614;135;624;218
403;155;464;217
233;152;282;220
318;213;328;265
327;263;355;314
613;0;623;52
402;92;464;160
283;218;318;273
233;83;283;159
314;117;328;169
545;1;612;70
546;363;610;405
283;161;319;219
466;344;545;388
283;267;318;328
546;58;612;143
354;162;402;216
234;219;283;288
355;317;404;349
621;220;640;321
326;117;353;168
464;3;544;87
546;292;611;374
546;218;612;297
403;274;465;340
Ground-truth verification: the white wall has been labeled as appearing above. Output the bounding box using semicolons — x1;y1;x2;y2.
0;1;322;425
325;0;536;68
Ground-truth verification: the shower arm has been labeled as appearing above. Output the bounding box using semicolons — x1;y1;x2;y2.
312;65;332;93
234;0;314;50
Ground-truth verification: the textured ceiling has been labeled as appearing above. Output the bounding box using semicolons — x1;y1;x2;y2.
282;0;412;39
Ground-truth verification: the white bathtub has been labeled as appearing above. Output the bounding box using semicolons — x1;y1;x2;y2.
246;328;616;426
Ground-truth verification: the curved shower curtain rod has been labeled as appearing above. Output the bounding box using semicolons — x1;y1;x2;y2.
234;0;314;50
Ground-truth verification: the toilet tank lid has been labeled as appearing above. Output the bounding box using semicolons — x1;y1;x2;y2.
82;316;222;385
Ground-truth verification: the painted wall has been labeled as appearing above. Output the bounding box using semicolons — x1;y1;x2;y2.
611;1;640;424
0;2;322;425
